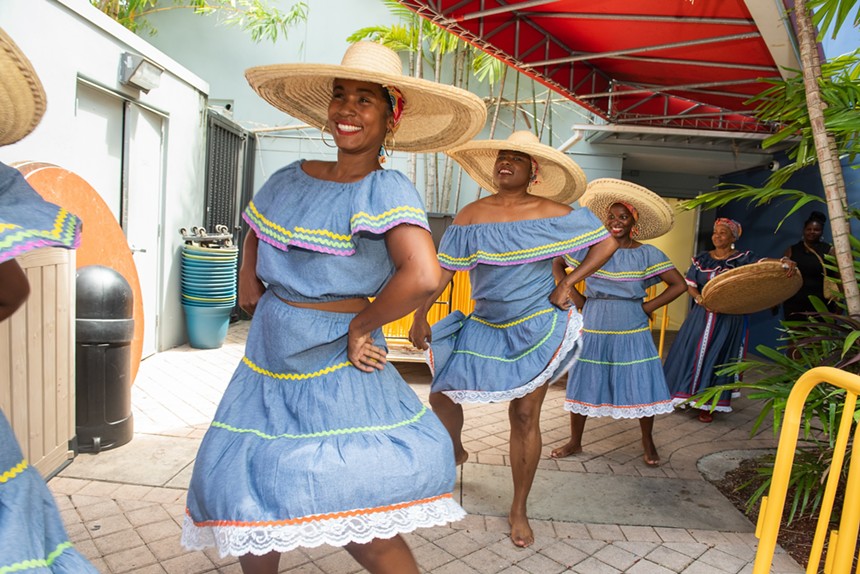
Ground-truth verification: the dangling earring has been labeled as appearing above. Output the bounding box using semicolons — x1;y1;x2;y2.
385;131;395;158
320;125;336;148
378;131;396;165
731;242;735;250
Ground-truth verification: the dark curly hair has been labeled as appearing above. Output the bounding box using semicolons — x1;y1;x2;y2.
804;210;827;227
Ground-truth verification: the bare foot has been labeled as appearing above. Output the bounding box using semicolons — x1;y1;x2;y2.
550;440;582;459
642;444;660;467
454;449;469;465
508;513;534;548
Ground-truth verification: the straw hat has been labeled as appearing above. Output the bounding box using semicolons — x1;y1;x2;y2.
701;260;803;314
579;178;674;240
0;28;46;146
446;130;587;204
245;41;487;153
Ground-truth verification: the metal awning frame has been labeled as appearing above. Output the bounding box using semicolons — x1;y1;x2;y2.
398;0;790;133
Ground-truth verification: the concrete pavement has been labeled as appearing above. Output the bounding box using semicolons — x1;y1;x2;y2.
47;320;803;573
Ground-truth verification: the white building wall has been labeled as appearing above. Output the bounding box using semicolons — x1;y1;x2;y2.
0;0;210;352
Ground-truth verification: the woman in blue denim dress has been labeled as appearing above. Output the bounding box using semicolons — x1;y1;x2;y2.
0;27;97;573
550;179;686;467
181;42;487;574
409;131;617;548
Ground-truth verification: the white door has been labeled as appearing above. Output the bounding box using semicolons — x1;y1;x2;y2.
124;104;164;359
74;83;123;221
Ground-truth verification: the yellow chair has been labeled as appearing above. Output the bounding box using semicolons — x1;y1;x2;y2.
753;366;860;574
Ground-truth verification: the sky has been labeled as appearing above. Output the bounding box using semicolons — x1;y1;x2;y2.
820;7;860;58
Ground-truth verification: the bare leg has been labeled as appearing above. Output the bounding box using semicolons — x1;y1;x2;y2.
550;412;587;458
429;391;468;465
345;535;419;574
639;416;659;466
507;384;549;548
239;551;280;574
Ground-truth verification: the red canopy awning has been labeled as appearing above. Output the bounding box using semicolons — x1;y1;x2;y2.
396;0;799;134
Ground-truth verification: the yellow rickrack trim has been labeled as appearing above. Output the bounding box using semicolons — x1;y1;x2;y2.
455;313;558;362
211;405;427;439
440;228;605;263
583;326;650;335
0;541;73;574
242;356;352;380
0;458;27;484
50;208;72;237
247;201;352;241
350;205;427;224
470;308;554;329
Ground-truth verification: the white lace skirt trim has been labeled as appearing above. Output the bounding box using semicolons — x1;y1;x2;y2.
671;398;732;413
181;495;465;558
442;310;583;405
564;401;674;419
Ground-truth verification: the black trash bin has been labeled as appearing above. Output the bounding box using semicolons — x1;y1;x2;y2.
75;265;134;453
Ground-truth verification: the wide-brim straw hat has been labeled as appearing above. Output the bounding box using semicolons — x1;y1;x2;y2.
446;130;587;204
579;178;674;240
702;260;803;314
245;41;487;153
0;28;46;147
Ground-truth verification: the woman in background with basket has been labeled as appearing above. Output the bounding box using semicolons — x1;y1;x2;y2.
664;218;797;422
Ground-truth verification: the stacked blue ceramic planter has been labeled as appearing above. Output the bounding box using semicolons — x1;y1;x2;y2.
180;244;238;349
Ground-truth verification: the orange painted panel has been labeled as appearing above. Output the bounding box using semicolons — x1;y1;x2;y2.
13;162;144;382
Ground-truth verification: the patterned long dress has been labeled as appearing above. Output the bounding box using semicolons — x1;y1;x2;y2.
664;250;759;412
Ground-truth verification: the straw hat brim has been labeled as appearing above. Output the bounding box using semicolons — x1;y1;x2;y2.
445;139;587;204
579;179;674;240
245;64;487;153
701;261;803;315
0;28;46;147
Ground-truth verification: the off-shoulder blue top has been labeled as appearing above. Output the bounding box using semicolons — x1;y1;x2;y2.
564;244;676;300
241;160;430;303
437;209;608;320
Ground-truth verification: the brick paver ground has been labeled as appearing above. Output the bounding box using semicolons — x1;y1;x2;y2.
47;321;803;573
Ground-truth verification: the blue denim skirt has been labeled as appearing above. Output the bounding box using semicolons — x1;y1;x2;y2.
0;411;98;573
182;291;463;557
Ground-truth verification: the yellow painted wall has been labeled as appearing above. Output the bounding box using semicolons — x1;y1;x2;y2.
641;199;699;331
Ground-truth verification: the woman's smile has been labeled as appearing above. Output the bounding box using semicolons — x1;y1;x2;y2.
335;122;362;135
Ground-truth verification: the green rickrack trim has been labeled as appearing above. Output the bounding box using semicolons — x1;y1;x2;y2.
0;210;79;251
350;205;428;229
211;405;428;439
0;541;73;573
578;356;660;366
439;228;606;268
453;313;558;362
562;257;674;280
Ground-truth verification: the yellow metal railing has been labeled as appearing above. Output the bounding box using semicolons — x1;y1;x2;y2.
752;367;860;574
383;274;670;359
